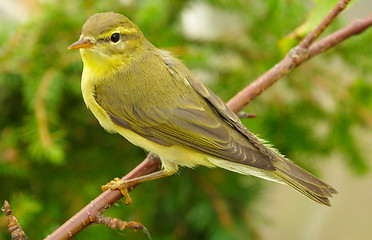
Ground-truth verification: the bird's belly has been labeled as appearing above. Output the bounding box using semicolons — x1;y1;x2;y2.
116;127;215;173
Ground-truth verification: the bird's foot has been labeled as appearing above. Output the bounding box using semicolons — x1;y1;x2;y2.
102;178;133;205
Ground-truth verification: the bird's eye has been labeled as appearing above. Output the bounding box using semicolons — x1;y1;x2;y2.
110;33;120;43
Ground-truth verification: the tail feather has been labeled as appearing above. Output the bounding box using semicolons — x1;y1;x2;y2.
272;158;337;206
207;154;337;206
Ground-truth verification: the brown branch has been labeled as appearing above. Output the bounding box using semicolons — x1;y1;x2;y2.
299;0;350;49
226;0;362;113
44;0;372;238
2;201;28;240
309;14;372;58
95;215;144;231
45;153;161;239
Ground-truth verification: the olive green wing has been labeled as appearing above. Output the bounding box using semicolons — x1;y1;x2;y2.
93;81;274;170
183;74;283;163
164;51;282;164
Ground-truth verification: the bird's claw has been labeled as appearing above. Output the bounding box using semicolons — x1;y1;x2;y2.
102;178;133;205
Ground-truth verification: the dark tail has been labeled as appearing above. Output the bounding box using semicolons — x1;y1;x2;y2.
272;158;337;206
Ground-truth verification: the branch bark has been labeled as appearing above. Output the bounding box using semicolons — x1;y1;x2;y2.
2;201;27;240
43;0;372;239
226;0;372;113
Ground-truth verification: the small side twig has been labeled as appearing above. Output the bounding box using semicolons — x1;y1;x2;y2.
237;112;256;119
309;14;372;58
95;214;143;231
299;0;350;48
2;200;28;240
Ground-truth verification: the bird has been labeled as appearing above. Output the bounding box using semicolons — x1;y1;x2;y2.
68;12;337;206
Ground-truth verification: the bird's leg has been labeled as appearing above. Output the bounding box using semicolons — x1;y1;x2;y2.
102;170;174;205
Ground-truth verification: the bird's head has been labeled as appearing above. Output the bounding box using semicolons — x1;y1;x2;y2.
69;12;145;75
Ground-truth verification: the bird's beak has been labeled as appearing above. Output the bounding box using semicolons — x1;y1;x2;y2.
68;38;96;50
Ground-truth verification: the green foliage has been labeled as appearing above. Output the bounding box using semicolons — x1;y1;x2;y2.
1;0;371;239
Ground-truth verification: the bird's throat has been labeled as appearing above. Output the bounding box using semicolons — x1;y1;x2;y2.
80;48;125;78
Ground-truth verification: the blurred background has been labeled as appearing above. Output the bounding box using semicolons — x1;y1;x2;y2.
1;0;371;239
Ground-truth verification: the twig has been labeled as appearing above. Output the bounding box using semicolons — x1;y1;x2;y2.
2;200;28;240
226;0;361;113
46;0;372;238
95;214;143;231
299;0;350;49
237;112;256;119
309;14;372;58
